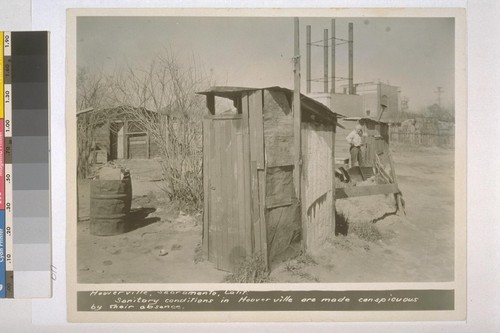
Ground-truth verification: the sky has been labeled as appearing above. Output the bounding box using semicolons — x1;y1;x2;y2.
77;16;455;111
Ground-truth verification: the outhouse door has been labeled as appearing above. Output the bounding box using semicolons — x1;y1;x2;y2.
202;114;252;272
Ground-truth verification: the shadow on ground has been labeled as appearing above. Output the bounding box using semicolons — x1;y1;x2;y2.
126;207;160;232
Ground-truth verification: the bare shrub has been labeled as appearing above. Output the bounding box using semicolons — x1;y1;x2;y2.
224;254;269;283
329;235;354;251
349;221;383;243
295;252;317;266
76;67;113;179
282;253;319;282
193;242;204;264
107;50;213;209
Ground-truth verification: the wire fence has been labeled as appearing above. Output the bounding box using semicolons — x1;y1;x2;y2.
389;127;455;148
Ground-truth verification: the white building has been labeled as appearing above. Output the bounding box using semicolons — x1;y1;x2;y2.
353;82;400;119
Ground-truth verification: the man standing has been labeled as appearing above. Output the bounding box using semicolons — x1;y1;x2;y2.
346;124;365;167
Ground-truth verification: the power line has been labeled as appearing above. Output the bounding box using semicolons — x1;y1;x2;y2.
308;36;349;45
308;76;350;83
308;39;349;47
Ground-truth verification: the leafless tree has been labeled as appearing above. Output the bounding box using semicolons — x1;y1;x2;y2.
76;67;113;179
108;50;213;209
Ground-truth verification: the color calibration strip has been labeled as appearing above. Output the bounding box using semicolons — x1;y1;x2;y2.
1;31;51;298
0;31;4;298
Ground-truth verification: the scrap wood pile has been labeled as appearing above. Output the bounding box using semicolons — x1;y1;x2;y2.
336;178;398;225
335;152;405;228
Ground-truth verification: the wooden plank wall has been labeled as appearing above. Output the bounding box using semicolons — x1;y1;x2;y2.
301;122;335;253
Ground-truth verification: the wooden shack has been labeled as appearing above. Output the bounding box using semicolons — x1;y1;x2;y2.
77;106;161;163
198;86;339;272
336;117;390;168
335;117;405;216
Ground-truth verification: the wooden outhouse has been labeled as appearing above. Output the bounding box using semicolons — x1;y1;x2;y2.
198;86;339;272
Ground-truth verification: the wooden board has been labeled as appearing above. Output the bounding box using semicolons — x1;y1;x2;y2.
208;118;216;262
331;118;336;237
214;120;223;268
262;89;294;167
222;120;231;269
202;118;210;258
241;94;254;259
235;122;250;259
335;183;400;199
251;161;261;259
248;90;265;169
258;170;268;268
300;122;308;251
247;90;265;261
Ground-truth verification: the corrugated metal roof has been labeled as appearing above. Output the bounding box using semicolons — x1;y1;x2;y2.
197;86;257;98
342;116;388;125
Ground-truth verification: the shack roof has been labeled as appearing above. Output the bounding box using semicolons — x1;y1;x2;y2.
198;86;340;124
342;116;389;126
76;106;156;117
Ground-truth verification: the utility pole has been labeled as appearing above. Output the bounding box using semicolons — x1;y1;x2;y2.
293;17;303;251
306;25;311;94
434;86;444;108
323;29;328;93
331;19;336;93
348;23;354;94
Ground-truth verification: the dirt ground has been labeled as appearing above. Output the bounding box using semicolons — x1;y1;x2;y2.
77;159;227;283
270;144;454;283
77;145;454;283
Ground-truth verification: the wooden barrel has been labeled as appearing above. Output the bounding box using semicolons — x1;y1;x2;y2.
89;175;132;236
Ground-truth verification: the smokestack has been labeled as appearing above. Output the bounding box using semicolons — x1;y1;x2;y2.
306;25;311;94
331;19;336;94
323;29;329;93
348;22;354;94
